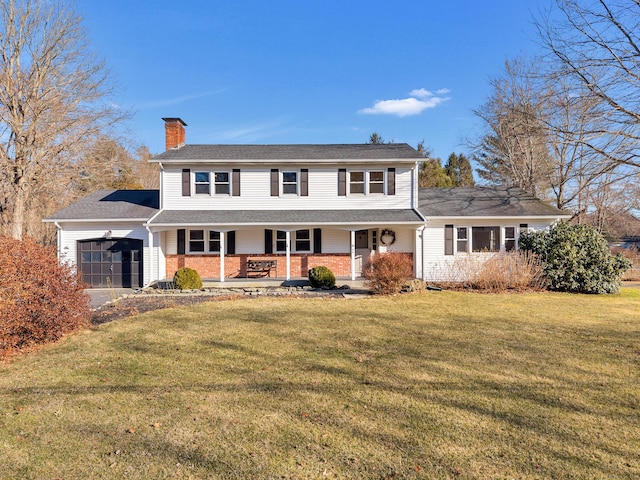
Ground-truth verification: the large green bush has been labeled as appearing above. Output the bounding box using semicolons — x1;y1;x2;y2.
173;267;203;290
519;222;632;294
0;236;91;358
308;266;336;289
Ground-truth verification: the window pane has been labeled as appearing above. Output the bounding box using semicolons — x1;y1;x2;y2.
505;227;515;238
350;172;364;182
189;241;204;252
195;172;209;183
296;229;309;240
277;231;286;240
283;184;297;194
369;182;384;193
195;184;210;194
369;171;384;182
457;240;468;253
215;184;230;194
457;227;467;240
215;172;229;183
472;226;500;252
283;172;297;183
505;240;516;251
190;230;204;240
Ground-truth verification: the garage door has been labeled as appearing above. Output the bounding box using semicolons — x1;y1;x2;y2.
78;238;143;288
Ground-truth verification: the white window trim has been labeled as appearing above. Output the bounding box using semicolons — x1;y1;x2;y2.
194;171;211;195
348;169;386;195
213;171;231;196
281;170;299;196
275;229;312;253
453;224;520;254
187;229;223;254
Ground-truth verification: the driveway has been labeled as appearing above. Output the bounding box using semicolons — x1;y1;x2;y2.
86;289;136;308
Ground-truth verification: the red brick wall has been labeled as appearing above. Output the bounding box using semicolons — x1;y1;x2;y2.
164;120;185;150
165;253;359;279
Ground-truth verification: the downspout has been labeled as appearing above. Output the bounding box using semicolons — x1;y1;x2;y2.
54;221;62;262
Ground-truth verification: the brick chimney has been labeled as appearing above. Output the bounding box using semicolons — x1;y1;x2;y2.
162;117;187;150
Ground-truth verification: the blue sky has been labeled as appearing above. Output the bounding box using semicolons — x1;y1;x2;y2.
78;0;549;160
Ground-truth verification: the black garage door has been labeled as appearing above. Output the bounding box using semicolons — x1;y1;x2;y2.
78;238;143;288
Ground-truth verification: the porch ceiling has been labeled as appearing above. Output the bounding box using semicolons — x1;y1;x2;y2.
147;208;424;227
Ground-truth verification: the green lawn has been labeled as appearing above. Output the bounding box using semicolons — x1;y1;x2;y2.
1;290;639;479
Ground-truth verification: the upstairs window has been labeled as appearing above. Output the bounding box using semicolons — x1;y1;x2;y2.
349;171;365;194
194;172;210;194
369;171;384;193
282;171;298;194
214;172;230;194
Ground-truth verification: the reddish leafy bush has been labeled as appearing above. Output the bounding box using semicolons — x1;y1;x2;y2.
363;252;415;295
0;236;91;358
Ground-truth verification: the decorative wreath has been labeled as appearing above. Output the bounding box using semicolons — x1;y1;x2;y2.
380;229;396;246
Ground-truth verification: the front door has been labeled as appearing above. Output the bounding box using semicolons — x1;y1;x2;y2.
355;229;370;275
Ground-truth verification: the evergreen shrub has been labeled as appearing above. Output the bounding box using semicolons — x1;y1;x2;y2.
519;222;632;294
308;266;336;289
173;267;203;290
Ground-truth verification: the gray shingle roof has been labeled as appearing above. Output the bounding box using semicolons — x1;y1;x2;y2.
418;187;570;218
148;209;424;226
152;144;422;162
44;190;159;221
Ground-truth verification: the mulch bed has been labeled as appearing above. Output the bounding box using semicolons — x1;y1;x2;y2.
91;294;243;325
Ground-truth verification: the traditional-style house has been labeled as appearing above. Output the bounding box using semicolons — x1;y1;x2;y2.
45;118;569;288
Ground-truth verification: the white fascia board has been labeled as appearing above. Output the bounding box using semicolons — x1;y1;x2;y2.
148;220;425;228
148;158;416;165
423;214;572;221
43;218;152;223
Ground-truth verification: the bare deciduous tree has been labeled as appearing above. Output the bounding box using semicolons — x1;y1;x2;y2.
0;0;126;239
536;0;640;169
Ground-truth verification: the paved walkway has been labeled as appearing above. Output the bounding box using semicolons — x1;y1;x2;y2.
86;288;136;308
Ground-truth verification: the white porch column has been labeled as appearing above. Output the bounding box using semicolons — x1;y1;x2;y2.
350;230;356;281
146;227;154;286
285;231;291;280
219;231;225;283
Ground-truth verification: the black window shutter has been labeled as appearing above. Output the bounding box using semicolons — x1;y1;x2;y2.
232;169;241;196
338;169;346;196
313;228;322;253
264;229;273;254
387;168;396;195
182;169;191;196
227;230;236;254
177;229;186;254
300;169;308;196
270;169;279;196
444;224;454;256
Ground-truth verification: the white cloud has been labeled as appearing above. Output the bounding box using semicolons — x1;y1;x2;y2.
138;89;228;109
359;88;451;117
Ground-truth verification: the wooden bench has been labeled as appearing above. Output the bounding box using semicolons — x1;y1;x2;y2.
246;259;277;277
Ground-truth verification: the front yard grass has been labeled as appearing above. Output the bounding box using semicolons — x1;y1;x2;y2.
1;290;639;479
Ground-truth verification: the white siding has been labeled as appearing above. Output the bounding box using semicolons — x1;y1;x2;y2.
161;164;413;210
57;223;155;285
422;218;557;282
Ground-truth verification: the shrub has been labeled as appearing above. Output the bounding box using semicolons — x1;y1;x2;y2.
519;222;632;294
363;252;414;295
0;235;91;358
612;245;640;281
308;265;336;289
468;251;546;291
173;267;203;290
